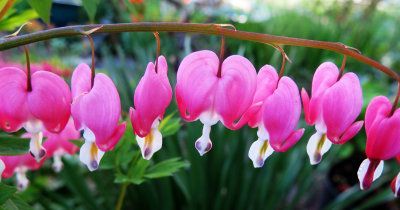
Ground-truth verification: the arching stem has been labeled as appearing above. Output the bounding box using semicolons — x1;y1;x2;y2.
217;28;225;78
86;35;95;88
152;32;160;73
23;45;32;92
390;82;400;116
338;55;347;81
275;45;291;80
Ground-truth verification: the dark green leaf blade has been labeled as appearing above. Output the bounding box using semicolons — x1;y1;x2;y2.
0;136;29;156
145;158;189;179
82;0;99;22
27;0;52;23
0;184;17;205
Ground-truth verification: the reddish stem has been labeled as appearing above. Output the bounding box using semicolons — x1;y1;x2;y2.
337;55;347;81
390;82;400;116
217;29;225;78
86;35;95;88
23;45;32;92
152;32;160;73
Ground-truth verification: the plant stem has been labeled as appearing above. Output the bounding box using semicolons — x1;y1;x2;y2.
390;82;400;116
0;0;16;21
0;22;398;81
116;183;129;210
152;32;160;73
23;45;32;92
86;35;96;88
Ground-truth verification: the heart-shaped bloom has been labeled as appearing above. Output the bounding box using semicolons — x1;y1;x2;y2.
0;154;44;190
357;96;400;190
0;67;71;161
71;64;127;171
301;62;363;165
42;119;80;172
246;65;304;167
130;56;172;160
391;155;400;197
175;50;257;155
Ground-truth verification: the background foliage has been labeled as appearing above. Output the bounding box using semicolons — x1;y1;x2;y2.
0;0;400;209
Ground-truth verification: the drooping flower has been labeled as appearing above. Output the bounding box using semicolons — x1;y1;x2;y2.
130;56;172;160
0;154;44;190
42;119;80;172
0;67;71;161
391;155;400;197
301;62;363;165
71;63;126;171
246;65;304;167
175;50;257;155
357;96;400;190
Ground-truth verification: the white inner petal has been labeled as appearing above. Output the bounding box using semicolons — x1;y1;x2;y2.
29;132;46;162
15;167;29;191
395;172;400;197
357;158;384;190
24;119;44;134
52;154;63;172
0;159;5;182
83;127;96;142
79;141;104;171
195;124;213;156
306;131;332;165
137;119;163;160
248;137;274;168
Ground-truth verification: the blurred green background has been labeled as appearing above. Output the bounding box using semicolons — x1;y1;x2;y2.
1;0;400;209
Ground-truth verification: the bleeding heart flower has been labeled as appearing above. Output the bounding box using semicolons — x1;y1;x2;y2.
175;50;257;155
71;63;127;171
391;155;400;197
0;154;44;190
357;96;400;190
301;62;363;165
0;67;71;161
42;119;80;172
246;65;304;167
130;56;172;160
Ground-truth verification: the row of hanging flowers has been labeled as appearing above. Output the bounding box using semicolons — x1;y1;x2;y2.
0;27;399;197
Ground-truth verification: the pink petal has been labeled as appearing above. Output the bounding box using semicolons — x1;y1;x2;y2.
175;50;219;121
43;119;80;156
215;55;257;128
335;121;364;144
323;72;363;142
130;56;172;137
301;88;311;124
263;76;302;151
247;65;279;128
71;63;92;130
72;72;122;149
275;128;305;152
0;67;29;132
0;156;19;178
28;71;71;133
365;107;400;160
308;62;339;125
97;122;127;151
365;96;391;133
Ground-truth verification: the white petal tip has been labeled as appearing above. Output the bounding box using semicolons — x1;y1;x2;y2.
137;128;163;160
79;141;104;172
248;139;274;168
306;132;332;165
195;139;212;156
392;172;400;197
357;158;384;190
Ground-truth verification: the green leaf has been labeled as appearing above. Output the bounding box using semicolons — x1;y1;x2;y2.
129;158;150;180
0;9;38;31
0;136;29;156
68;139;84;148
0;184;17;205
0;195;33;210
145;158;189;179
159;112;181;137
114;174;146;185
27;0;52;23
82;0;99;22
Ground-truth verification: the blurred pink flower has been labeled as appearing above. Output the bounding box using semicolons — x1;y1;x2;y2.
42;119;80;172
130;56;172;160
175;50;257;155
71;63;126;171
0;154;44;190
358;96;400;190
391;155;400;197
0;67;72;161
301;62;363;165
246;65;304;167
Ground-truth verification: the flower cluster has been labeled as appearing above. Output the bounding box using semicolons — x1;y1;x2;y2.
0;46;399;197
